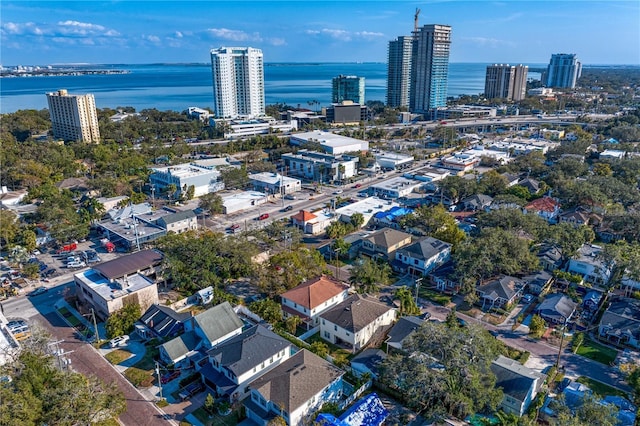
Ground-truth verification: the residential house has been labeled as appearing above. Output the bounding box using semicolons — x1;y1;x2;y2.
537;244;564;272
501;173;520;187
461;194;493;211
244;349;344;426
518;178;540;195
567;243;613;287
281;275;350;329
393;236;452;276
136;304;191;340
621;274;640;297
359;227;412;260
558;207;601;228
350;348;387;380
522;270;553;295
491;355;546;417
200;325;292;401
320;294;396;352
476;276;523;310
385;316;424;352
582;290;603;312
536;294;578;325
523;196;560;222
73;250;163;320
155;210;198;234
598;297;640;349
159;302;244;366
429;260;460;294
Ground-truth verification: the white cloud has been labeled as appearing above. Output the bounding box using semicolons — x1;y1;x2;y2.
174;31;183;38
462;36;516;48
206;27;261;42
321;28;351;41
268;37;286;46
57;20;106;31
355;31;384;38
143;35;161;43
305;28;385;42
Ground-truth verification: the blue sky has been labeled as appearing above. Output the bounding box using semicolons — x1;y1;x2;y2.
1;1;638;65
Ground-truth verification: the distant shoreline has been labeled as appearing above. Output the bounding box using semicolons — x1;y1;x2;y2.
0;69;130;78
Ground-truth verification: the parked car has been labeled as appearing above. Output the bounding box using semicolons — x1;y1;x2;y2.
179;381;204;401
522;294;534;304
161;370;181;384
42;268;56;277
67;261;86;269
333;189;343;194
109;335;130;348
29;287;49;297
284;194;296;200
282;205;293;212
257;213;269;220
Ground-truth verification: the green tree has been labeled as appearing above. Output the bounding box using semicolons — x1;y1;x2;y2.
249;299;283;324
166;183;177;200
395;286;420;316
258;248;327;296
571;332;584;353
350;212;365;229
400;204;465;247
0;209;20;248
185;185;196;200
105;303;141;339
309;341;330;359
529;315;546;338
445;308;459;328
204;393;216;414
219;165;249;190
199;193;224;215
349;257;392;294
285;315;301;334
628;367;640;405
16;228;37;252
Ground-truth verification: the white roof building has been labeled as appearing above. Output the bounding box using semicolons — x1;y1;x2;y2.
290;131;369;154
370;177;423;199
335;197;400;226
149;163;223;198
249;172;302;195
222;191;268;214
600;150;626;160
374;152;414;170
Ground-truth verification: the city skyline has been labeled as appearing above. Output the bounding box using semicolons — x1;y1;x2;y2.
1;1;638;66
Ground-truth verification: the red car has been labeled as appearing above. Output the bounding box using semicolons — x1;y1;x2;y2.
353;183;362;188
161;370;180;384
258;213;269;220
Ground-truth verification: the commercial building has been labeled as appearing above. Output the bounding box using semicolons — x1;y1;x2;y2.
46;89;100;143
282;150;359;183
73;250;162;319
217;117;298;139
369;176;423;198
221;191;268;214
387;36;413;108
332;75;365;104
249;172;301;195
289;130;368;154
545;54;582;89
375;151;414;170
149;163;223;198
324;101;369;125
484;64;528;101
334;196;400;227
410;24;452;115
210;46;265;118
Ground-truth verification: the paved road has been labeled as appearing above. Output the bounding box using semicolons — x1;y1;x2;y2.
3;284;176;426
422;301;632;393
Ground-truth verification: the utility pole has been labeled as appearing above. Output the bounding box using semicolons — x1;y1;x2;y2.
555;318;569;369
91;308;99;344
155;361;164;401
415;277;423;306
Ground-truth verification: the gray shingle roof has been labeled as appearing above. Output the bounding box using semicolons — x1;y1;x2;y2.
161;330;198;362
193;301;244;345
477;276;521;301
207;325;291;377
396;237;451;261
159;210;196;225
93;249;163;280
140;304;190;338
537;294;578;321
363;227;411;250
320;294;394;333
350;348;387;373
491;355;544;402
385;316;424;347
249;349;344;413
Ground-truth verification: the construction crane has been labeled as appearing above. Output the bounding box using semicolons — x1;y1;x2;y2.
414;8;421;34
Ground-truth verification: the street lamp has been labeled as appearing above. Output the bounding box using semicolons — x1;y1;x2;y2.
414;277;423;306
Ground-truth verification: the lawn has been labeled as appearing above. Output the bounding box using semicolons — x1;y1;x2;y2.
576;376;630;398
105;349;132;365
575;338;618;365
191;407;241;426
123;343;158;387
58;307;81;326
306;334;353;364
419;288;451;306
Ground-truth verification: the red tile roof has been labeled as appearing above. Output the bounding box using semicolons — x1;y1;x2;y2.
525;196;559;213
281;275;349;309
291;210;317;222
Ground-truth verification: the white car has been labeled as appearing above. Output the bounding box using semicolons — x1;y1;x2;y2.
333;190;343;195
67;260;86;268
109;335;130;348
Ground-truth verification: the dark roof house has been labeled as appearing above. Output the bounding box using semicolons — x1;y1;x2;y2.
491;355;546;416
320;294;394;334
93;249;163;281
191;301;244;348
536;294;578;325
350;348;387;379
476;276;523;309
138;304;190;339
461;194;493;211
385;316;424;351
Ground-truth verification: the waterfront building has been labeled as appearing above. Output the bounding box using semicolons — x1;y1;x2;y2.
387;36;413;108
324;101;368;125
484;64;528;101
46;89;100;143
545;54;582;89
332;75;365;104
210;47;265;118
410;24;452;116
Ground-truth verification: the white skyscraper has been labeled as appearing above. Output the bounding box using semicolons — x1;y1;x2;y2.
46;89;100;143
210;47;265;119
546;54;582;89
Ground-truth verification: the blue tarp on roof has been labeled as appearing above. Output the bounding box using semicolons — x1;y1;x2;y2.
316;393;388;426
373;206;413;221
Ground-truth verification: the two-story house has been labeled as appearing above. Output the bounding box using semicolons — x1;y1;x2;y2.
281;275;350;329
491;355;546;417
244;349;344;426
598;297;640;350
567;243;613;287
158;301;243;367
393;236;451;276
200;325;292;401
523;196;560;223
319;294;396;352
359;227;412;260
